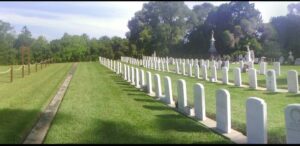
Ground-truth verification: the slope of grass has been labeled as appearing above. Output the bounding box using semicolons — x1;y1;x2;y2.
0;63;72;143
127;62;300;143
44;62;232;144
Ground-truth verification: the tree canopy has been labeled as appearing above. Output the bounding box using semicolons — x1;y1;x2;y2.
0;2;300;65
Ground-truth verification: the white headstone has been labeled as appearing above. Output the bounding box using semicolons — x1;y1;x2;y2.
246;97;267;144
285;104;300;144
164;76;174;106
273;62;280;76
279;56;284;64
189;64;193;77
259;62;267;75
248;68;257;89
176;62;180;74
146;71;154;95
248;61;254;69
127;66;131;82
113;61;116;71
266;69;277;92
131;67;135;85
194;83;206;121
158;61;161;71
166;61;169;72
154;74;162;98
211;65;217;82
225;61;229;69
294;58;300;65
202;65;208;80
240;61;244;70
124;64;127;80
182;63;186;76
140;69;145;88
195;64;200;79
234;67;242;87
116;62;120;74
216;89;231;133
222;67;229;84
206;60;210;69
177;79;188;113
287;70;299;93
135;68;140;88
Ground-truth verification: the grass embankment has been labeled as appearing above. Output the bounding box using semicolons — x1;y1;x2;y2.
128;62;300;143
44;62;232;144
0;63;72;143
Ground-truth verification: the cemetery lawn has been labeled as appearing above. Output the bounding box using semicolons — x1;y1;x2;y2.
0;63;72;143
44;62;232;144
129;63;300;144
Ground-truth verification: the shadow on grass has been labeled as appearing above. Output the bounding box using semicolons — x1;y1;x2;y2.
128;93;145;96
0;108;41;144
102;68;231;143
263;92;280;95
142;105;170;111
122;89;140;92
88;119;168;144
285;93;300;98
154;114;211;133
267;126;286;144
134;98;156;103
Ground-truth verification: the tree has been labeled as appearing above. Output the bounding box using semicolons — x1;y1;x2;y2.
31;36;51;62
0;20;16;64
271;3;300;58
127;2;194;56
202;1;263;55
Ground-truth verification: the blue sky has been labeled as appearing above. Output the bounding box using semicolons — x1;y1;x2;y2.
0;1;295;41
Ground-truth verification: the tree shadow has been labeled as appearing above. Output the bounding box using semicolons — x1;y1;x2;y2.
285;93;300;98
133;98;156;103
86;119;165;144
142;105;170;111
127;93;146;96
0;108;41;144
123;89;140;92
263;92;280;95
154;114;211;133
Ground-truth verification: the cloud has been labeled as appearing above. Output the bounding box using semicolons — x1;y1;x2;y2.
0;2;146;41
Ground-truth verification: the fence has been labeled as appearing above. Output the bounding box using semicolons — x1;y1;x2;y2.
0;60;51;83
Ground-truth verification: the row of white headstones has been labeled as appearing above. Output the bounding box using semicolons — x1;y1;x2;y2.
99;56;300;144
121;56;299;93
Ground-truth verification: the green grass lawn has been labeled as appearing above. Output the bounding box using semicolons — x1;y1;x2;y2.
126;61;300;144
0;63;72;143
44;62;232;144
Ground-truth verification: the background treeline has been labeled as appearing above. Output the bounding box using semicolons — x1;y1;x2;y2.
1;1;300;65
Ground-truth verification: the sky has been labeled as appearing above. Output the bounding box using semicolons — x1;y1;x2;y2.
0;1;296;41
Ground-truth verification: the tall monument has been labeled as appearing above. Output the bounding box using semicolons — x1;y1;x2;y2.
208;30;218;59
245;44;252;62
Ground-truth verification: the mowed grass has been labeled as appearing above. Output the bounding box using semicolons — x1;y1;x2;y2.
0;63;72;143
127;62;300;143
44;62;232;144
